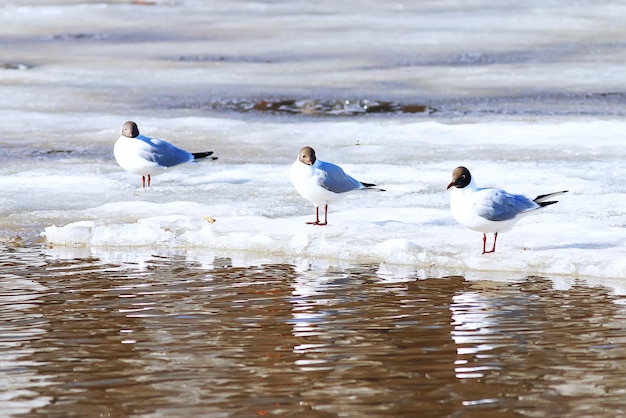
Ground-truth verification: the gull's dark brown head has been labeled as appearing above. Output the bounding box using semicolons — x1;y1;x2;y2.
122;121;140;138
298;146;316;165
447;166;471;190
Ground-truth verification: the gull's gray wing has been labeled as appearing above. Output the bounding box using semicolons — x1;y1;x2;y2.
316;160;363;193
136;135;194;167
473;188;538;221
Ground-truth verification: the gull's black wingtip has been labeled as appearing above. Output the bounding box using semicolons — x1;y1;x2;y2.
534;190;568;203
361;181;385;192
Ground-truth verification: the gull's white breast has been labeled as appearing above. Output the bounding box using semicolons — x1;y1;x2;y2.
290;161;345;207
113;136;164;176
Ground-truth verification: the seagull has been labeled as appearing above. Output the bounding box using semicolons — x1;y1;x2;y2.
446;166;567;254
113;121;217;188
290;146;384;225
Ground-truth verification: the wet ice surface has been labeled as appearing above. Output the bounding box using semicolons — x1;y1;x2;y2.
1;0;626;282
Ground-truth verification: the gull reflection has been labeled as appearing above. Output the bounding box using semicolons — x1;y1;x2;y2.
450;288;515;379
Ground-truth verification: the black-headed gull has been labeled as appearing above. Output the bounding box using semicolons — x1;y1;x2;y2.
446;166;567;254
113;121;217;188
290;146;384;225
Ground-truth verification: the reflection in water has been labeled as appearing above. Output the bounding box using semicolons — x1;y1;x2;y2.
0;247;625;417
451;280;626;416
0;248;52;416
289;266;463;416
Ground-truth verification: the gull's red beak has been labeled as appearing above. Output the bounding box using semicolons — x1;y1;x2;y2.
446;182;454;190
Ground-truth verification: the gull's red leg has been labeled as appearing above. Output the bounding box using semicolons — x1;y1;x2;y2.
306;205;328;226
319;204;328;226
490;232;498;253
483;232;497;254
307;206;320;225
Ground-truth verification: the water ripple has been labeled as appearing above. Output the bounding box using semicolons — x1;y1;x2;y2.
0;248;625;417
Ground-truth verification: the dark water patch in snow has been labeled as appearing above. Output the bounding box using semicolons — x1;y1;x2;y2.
152;96;436;116
150;92;626;117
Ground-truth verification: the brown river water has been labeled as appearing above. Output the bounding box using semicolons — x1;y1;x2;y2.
1;245;625;417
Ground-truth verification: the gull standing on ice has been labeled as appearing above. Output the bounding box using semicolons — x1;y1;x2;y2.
290;146;384;225
113;121;217;188
447;166;567;254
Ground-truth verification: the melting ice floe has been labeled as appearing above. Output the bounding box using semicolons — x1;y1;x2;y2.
33;118;626;280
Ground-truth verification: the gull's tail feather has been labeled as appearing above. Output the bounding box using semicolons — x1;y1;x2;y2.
192;151;218;161
534;190;567;203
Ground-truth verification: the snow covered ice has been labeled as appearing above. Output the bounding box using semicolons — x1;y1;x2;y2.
18;117;626;281
1;0;626;281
